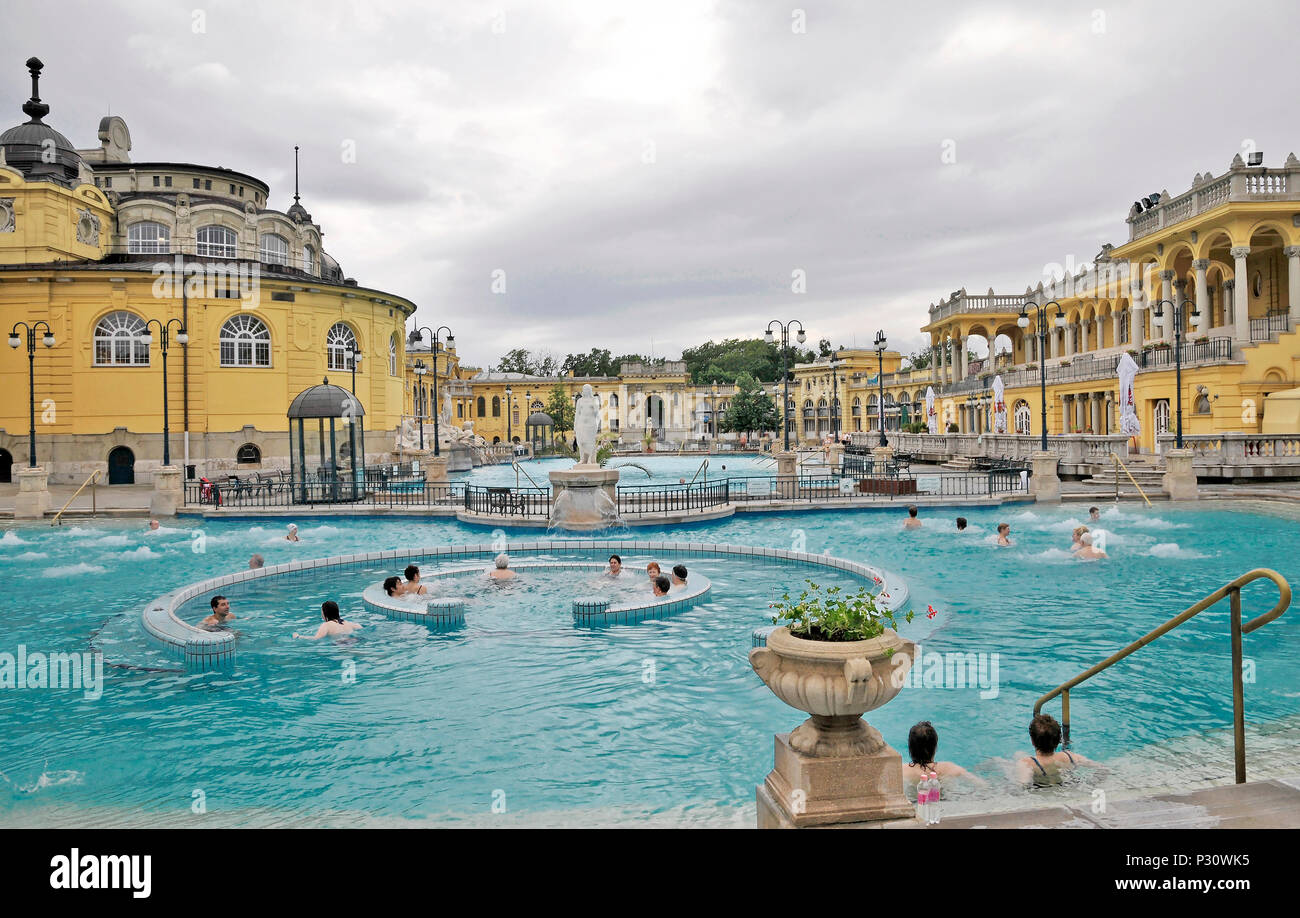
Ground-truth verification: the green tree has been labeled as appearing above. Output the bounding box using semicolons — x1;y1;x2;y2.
545;383;575;434
498;347;533;375
682;338;785;384
720;373;779;437
562;347;616;377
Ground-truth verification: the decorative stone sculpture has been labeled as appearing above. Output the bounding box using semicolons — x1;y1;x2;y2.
0;198;14;233
574;383;600;467
75;207;100;245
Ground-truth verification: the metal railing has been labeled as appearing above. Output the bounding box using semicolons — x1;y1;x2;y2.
1110;451;1152;507
463;484;552;517
51;469;101;525
1034;568;1291;783
617;480;730;515
1249;313;1290;341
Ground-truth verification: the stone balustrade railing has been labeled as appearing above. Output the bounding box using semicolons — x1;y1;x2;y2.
1157;433;1300;463
853;431;1130;465
1129;159;1300;242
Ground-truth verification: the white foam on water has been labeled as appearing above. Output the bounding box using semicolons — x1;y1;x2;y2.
1030;548;1075;563
0;531;29;546
42;562;107;577
62;527;100;537
15;551;49;561
90;533;131;547
0;766;85;795
1147;542;1205;559
122;546;160;559
142;525;185;536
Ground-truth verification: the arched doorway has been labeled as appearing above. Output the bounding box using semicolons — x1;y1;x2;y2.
0;448;12;483
108;446;135;485
1153;400;1170;452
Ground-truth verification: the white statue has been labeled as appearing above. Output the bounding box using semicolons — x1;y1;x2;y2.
441;390;453;427
574;384;600;466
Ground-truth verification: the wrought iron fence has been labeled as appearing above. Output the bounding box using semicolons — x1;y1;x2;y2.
616;480;731;515
186;476;463;508
463;484;552;517
1249;313;1290;341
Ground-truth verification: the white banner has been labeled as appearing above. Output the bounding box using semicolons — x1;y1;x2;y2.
1118;352;1141;437
992;375;1007;434
925;386;938;435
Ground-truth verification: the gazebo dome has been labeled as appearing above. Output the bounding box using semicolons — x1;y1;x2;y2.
526;411;554;427
287;378;365;419
1;58;83;187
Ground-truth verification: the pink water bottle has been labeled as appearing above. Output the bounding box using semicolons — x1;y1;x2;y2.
927;771;941;824
916;773;931;821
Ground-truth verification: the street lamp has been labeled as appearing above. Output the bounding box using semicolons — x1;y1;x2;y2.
711;384;719;441
140;318;188;467
348;343;363;394
8;320;56;468
505;386;513;444
1017;300;1066;451
1150;298;1199;448
765;319;806;450
413;359;428;450
408;325;454;456
873;330;888;447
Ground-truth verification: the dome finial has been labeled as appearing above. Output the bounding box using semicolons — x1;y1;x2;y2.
22;57;50;124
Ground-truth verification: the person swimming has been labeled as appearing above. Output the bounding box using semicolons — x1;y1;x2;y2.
646;561;662;580
286;524;300;542
294;600;361;640
607;554;622;577
955;517;967;532
1076;532;1108;560
671;564;688;588
489;553;516;580
148;519;160;532
1089;506;1101;522
200;595;236;628
651;575;671;597
1070;525;1089;552
1016;713;1099;786
901;721;980;790
404;564;429;595
995;523;1012;546
383;576;408;597
249;554;265;570
903;506;922;530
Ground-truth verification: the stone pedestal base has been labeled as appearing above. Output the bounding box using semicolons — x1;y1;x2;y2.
14;466;50;519
775;451;797;477
424;455;449;482
547;465;621;531
1030;451;1061;503
149;465;183;517
827;443;843;470
1162;448;1199;500
872;445;894;476
445;444;473;472
757;732;917;828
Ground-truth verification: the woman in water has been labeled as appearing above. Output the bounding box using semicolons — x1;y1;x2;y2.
1016;714;1100;786
1070;525;1088;552
489;553;516;581
901;721;980;790
286;523;300;542
294;601;361;639
646;562;662;580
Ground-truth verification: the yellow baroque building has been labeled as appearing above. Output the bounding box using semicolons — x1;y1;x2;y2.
0;60;417;485
861;152;1300;454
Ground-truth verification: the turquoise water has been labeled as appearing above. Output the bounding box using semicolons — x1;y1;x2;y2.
1;501;1297;826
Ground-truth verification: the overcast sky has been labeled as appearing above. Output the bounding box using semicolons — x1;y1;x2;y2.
4;1;1298;366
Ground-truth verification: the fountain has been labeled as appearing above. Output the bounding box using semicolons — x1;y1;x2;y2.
548;384;623;532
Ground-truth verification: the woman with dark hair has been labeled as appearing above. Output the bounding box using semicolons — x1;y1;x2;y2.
294;600;361;639
382;576;406;597
1016;714;1100;786
902;721;979;789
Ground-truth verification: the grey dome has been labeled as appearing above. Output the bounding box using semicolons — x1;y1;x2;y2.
1;58;83;186
526;411;554;426
287;379;366;419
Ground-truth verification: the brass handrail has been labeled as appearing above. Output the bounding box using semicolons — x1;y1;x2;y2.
1110;451;1152;507
511;458;544;491
1034;568;1291;783
51;469;102;526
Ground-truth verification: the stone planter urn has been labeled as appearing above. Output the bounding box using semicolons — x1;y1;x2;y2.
749;625;918;828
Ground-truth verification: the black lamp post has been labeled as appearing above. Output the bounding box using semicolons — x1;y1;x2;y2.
8;320;55;468
347;342;364;394
1017;300;1066;451
711;384;719;441
829;349;844;441
872;330;888;446
765;319;806;450
409;325;454;456
505;385;513;444
1150;298;1199;448
140;318;188;467
413;359;428;449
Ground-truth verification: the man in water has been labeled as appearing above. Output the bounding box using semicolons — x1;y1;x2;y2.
1089;506;1101;522
294;600;361;640
489;553;516;580
148;519;160;531
404;564;429;594
1016;713;1100;786
383;576;408;597
903;506;922;530
607;554;622;577
671;564;688;588
201;595;236;628
1076;532;1107;560
249;554;264;570
652;575;671;597
955;517;967;532
996;523;1013;546
286;523;300;542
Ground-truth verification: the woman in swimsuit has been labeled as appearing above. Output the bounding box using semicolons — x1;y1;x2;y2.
1016;713;1100;786
294;600;361;640
900;721;980;792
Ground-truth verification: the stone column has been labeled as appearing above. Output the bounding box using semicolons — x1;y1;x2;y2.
871;445;894;477
1030;451;1061;502
1113;309;1123;348
1159;270;1175;342
1174;277;1189;341
1162;448;1199;500
940;339;949;385
150;465;183;517
1232;246;1251;340
1049;326;1060;359
1079;319;1089;353
1223;279;1235;329
1192;259;1210;332
1065;324;1075;356
954;336;966;382
1285;246;1300;322
14;466;50;519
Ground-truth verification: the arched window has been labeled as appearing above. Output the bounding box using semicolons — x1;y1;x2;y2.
852;397;861;416
302;244;316;274
476;396;486;417
492;395;501;417
220;314;271;367
609;393;619;408
127;221;170;254
259;233;289;265
389;335;397;376
236;443;261;464
93;311;149;366
326;322;357;371
1014;399;1031;435
196;225;237;258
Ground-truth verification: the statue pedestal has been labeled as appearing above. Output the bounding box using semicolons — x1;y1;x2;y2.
14;466;50;519
547;466;620;531
1162;448;1198;500
445;444;473;472
150;465;183;517
871;445;894;476
756;733;917;828
1030;451;1061;503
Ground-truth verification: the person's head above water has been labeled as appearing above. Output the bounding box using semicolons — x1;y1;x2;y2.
404;564;420;582
1072;525;1088;540
1029;713;1063;755
322;600;341;622
997;523;1010;536
495;553;510;569
210;595;228;612
382;576;402;596
646;562;661;577
672;564;687;583
608;554;622;574
249;554;264;569
1089;506;1100;520
907;721;939;766
908;506;918;518
955;517;967;531
652;575;671;596
148;519;160;531
1080;532;1093;546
